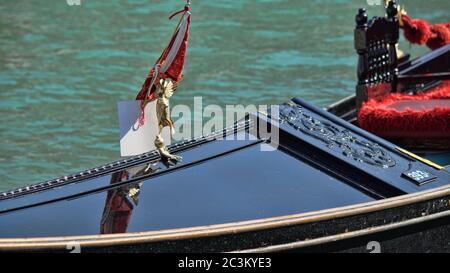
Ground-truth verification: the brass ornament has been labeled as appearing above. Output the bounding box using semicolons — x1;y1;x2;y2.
384;0;407;27
384;0;406;58
154;78;182;162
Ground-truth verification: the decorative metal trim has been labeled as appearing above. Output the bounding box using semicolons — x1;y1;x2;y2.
279;104;396;168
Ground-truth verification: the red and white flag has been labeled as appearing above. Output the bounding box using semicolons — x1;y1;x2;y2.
118;1;192;156
135;1;192;126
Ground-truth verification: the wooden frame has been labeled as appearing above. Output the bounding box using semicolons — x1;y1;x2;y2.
354;0;450;111
354;2;399;110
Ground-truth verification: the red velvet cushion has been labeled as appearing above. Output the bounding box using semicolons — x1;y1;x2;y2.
358;82;450;139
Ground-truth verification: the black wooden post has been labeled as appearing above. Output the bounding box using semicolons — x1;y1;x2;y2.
386;0;399;92
355;8;369;110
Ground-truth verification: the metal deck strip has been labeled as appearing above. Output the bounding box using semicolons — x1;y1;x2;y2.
0;119;253;201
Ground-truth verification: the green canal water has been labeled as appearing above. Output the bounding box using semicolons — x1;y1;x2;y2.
0;0;448;191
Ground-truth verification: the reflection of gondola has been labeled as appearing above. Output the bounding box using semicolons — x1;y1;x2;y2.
0;1;449;252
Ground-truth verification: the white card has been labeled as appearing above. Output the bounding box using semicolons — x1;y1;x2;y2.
117;100;171;157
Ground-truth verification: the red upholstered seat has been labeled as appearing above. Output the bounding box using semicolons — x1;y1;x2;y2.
358;81;450;139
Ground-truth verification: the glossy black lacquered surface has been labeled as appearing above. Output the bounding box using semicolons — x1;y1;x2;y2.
0;99;449;239
0;139;374;238
0;133;255;214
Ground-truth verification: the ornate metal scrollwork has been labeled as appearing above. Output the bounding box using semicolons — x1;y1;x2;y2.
280;104;395;168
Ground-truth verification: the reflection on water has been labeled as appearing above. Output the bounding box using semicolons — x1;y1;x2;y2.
0;0;447;190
